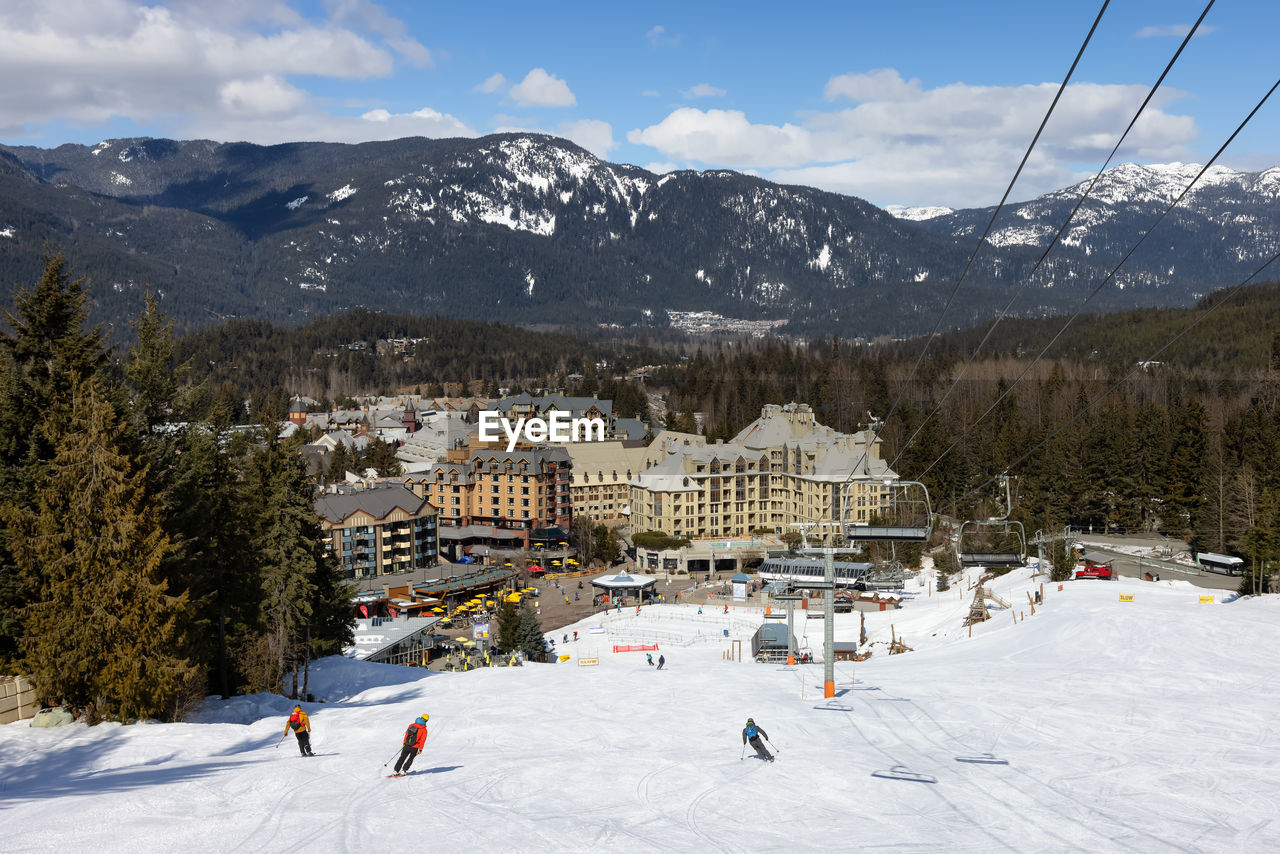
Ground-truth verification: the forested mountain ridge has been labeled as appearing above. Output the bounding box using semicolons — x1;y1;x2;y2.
2;134;1258;339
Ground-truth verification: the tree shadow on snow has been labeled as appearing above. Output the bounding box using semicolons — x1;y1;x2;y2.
3;750;269;804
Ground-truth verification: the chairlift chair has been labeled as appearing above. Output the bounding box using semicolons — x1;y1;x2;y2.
842;480;934;543
955;476;1026;568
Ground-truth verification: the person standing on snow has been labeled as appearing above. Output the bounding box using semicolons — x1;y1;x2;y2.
646;653;654;666
285;705;315;756
742;717;773;762
393;714;429;776
657;655;665;670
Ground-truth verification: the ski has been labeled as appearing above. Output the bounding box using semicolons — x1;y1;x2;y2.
955;754;1008;765
871;765;937;784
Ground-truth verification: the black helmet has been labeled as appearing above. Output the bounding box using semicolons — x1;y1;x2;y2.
746;717;755;725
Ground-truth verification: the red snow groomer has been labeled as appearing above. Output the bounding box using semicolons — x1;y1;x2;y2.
1073;554;1115;580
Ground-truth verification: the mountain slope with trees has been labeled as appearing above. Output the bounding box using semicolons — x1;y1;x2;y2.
7;134;1269;339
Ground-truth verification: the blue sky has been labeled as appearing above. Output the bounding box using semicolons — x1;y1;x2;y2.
1;0;1277;207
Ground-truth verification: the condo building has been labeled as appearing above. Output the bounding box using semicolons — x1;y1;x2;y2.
629;403;896;539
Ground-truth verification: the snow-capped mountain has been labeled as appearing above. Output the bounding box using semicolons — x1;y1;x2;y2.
0;137;1272;337
896;162;1280;289
883;205;954;222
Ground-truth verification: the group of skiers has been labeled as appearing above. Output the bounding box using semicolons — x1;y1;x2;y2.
284;707;776;770
283;706;431;776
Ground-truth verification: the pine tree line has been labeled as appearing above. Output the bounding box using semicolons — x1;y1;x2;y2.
654;339;1280;591
0;254;354;722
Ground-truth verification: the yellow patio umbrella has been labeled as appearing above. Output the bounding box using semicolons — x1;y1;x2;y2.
551;560;561;566
567;558;578;565
485;599;494;606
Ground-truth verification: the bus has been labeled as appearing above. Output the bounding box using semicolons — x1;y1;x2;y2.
1196;552;1244;576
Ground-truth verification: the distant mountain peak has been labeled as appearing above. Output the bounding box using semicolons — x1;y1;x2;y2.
884;204;954;221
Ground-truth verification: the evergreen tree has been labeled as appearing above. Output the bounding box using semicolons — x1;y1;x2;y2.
595;524;622;564
0;253;110;664
125;291;190;436
514;603;546;660
327;442;351;481
4;380;198;721
238;434;352;697
495;599;521;653
163;426;254;698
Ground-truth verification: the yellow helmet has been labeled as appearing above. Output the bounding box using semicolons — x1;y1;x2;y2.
293;705;301;712
420;713;430;722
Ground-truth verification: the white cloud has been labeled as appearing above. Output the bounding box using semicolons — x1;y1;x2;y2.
475;73;508;94
627;108;812;167
825;68;921;102
219;75;308;114
646;25;664;48
326;0;433;66
642;89;660;98
508;68;576;108
682;83;726;99
627;71;1201;207
0;0;441;140
1136;24;1217;38
642;161;678;174
184;105;475;145
558;119;614;159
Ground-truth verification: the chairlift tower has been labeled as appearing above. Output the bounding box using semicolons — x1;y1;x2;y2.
790;522;844;698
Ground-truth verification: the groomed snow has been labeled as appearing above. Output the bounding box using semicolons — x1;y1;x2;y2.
3;566;1277;852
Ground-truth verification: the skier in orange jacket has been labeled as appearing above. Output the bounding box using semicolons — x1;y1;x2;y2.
285;706;314;756
392;714;429;776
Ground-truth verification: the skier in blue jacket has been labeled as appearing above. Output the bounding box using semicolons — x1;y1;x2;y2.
742;717;773;762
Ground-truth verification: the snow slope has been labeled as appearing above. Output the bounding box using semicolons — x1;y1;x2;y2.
3;568;1277;853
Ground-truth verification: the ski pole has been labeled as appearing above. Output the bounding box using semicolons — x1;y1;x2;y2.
740;743;746;760
766;738;780;754
275;731;288;749
382;748;401;768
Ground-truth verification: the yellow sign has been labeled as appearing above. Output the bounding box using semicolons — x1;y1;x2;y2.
558;654;571;662
577;657;599;667
1118;594;1134;602
1199;595;1214;604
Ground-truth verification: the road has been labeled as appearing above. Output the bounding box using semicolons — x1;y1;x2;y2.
1072;534;1240;592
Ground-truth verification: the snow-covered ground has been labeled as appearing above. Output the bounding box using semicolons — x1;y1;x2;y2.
3;567;1278;853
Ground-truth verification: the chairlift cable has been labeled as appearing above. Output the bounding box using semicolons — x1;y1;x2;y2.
838;0;1111;498
947;245;1280;514
916;73;1280;496
888;0;1216;474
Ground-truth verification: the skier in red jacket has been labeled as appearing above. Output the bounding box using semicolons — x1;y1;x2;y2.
393;714;429;776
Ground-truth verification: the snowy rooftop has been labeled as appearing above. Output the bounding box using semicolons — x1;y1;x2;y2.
347;615;442;660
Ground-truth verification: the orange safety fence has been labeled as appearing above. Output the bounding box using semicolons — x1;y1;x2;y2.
612;644;660;653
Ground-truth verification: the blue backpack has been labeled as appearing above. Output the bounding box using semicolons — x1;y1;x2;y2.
745;724;757;739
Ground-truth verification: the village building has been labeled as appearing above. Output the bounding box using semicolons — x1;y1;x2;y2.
314;483;439;579
401;437;572;552
628;403;896;541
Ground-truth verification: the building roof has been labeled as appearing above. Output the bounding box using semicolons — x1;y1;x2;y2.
590;570;657;589
614;417;649;441
346;615;442;660
437;525;522;540
564;440;647;478
494;392;614;419
314;484;433;525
